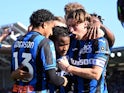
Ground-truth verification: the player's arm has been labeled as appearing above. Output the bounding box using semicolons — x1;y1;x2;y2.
66;64;103;80
0;27;11;42
43;40;68;86
58;58;104;80
46;69;67;86
59;38;110;80
92;16;115;47
86;16;115;47
11;66;30;80
59;59;106;80
100;24;115;47
0;27;11;52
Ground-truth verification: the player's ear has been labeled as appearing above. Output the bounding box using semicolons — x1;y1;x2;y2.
41;22;48;29
40;22;45;28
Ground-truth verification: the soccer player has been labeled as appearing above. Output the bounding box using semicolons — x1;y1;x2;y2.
59;9;110;93
64;2;115;48
11;9;67;93
49;26;72;93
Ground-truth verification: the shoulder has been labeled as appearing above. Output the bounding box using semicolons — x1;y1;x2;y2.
95;37;110;53
94;37;109;45
93;37;110;51
97;37;109;45
40;38;55;49
43;38;54;45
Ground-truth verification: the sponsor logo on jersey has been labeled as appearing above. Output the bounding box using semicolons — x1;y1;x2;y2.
79;45;92;55
70;58;105;67
14;41;34;48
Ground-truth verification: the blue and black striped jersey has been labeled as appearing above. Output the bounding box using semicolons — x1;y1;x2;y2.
67;37;110;93
11;31;56;92
48;56;73;93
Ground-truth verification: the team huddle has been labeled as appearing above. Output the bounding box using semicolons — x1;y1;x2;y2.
10;2;115;93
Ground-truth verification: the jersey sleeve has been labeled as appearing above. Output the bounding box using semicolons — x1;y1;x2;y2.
41;40;57;70
93;37;110;68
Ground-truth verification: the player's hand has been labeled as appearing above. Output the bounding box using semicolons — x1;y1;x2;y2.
84;23;98;40
0;28;11;42
62;76;68;86
11;66;30;80
58;56;70;71
84;18;104;40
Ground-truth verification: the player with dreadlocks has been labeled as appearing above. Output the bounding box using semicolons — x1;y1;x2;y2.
49;26;73;93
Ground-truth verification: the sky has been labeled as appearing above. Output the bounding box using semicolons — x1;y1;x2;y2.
0;0;124;48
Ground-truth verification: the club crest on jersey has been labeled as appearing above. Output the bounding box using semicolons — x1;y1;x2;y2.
79;44;92;55
101;47;104;50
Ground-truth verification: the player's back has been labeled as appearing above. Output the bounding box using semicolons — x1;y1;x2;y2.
11;31;54;92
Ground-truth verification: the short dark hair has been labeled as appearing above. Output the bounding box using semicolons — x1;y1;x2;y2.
50;26;70;41
30;9;55;27
90;13;104;24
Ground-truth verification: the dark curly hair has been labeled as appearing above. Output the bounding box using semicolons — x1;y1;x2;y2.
90;13;104;24
50;26;70;41
30;9;55;27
